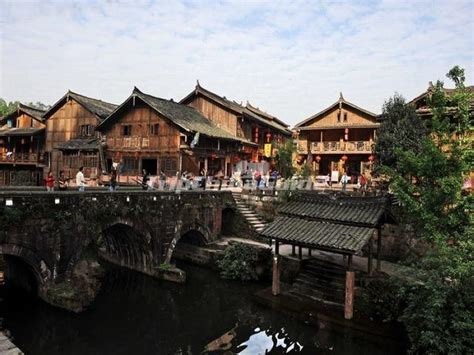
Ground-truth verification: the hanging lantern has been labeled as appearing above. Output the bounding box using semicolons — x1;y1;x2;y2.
254;127;259;143
315;155;321;162
344;128;349;141
0;139;4;145
368;155;375;162
21;138;25;145
211;152;217;160
341;155;348;162
266;132;272;143
134;151;139;160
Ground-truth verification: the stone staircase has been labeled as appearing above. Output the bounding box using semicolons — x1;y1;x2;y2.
289;258;351;307
232;192;267;233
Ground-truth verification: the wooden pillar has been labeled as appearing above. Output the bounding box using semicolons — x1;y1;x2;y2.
345;270;355;320
291;244;296;256
272;254;281;296
345;254;354;320
275;240;280;255
298;245;302;260
368;237;373;276
308;248;312;256
376;227;382;272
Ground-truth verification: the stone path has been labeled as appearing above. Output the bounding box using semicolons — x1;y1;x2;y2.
231;192;267;233
0;331;23;355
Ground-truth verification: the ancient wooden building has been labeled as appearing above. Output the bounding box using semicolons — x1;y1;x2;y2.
0;103;47;185
43;91;117;182
180;82;291;170
294;93;379;180
96;87;245;179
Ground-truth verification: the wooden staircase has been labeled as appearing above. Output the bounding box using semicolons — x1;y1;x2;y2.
232;192;267;233
289;258;353;307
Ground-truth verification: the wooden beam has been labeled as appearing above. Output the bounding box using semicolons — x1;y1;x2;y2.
376;227;382;272
272;255;281;296
368;237;373;276
344;270;355;320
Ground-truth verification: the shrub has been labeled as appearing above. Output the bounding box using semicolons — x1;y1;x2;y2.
216;243;259;281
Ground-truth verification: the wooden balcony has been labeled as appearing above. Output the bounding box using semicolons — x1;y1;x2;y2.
310;141;373;154
0;152;46;165
296;140;308;154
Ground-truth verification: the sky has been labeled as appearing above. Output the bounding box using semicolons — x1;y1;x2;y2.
1;0;473;126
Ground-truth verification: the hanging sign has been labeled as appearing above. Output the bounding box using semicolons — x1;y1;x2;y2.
264;143;272;158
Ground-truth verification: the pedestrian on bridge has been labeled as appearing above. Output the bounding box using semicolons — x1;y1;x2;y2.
76;167;86;192
45;171;55;192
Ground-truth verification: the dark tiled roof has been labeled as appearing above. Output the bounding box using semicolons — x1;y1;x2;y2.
2;103;46;124
260;192;392;254
180;83;292;135
55;138;100;151
0;127;45;137
99;87;253;143
44;91;118;121
409;84;474;107
261;216;375;254
294;93;378;128
279;193;389;227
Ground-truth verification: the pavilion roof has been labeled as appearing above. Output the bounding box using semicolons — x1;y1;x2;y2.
260;192;394;254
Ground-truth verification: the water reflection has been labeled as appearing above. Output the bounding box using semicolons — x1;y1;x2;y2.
0;262;405;354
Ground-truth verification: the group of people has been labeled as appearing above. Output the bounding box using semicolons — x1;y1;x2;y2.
43;166;89;192
323;171;370;191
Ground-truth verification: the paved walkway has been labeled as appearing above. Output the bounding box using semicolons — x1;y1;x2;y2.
0;331;23;355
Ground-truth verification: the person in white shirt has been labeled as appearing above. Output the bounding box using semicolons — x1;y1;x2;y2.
76;166;86;191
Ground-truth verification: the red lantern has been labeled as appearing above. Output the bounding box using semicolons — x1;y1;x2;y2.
341;155;348;162
266;132;272;143
211;152;217;160
134;151;139;160
368;155;374;162
254;127;259;143
315;155;321;162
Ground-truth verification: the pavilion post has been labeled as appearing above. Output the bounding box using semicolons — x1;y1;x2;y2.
272;254;281;296
368;237;373;276
308;248;312;257
345;254;354;320
292;244;296;256
376;227;382;272
298;246;302;260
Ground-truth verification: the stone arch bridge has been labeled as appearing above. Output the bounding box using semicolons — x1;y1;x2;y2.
0;190;235;311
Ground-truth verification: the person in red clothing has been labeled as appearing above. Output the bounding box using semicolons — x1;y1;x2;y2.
45;171;55;192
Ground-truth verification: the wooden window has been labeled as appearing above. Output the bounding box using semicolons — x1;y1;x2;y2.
343;113;348;122
80;124;94;137
123;157;139;172
122;125;132;136
337;112;341;122
161;157;177;173
7;120;13;128
149;123;159;135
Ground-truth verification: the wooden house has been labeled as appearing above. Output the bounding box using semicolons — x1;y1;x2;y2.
96;87;245;180
180;82;292;169
0;104;47;185
43;91;118;182
294;93;379;179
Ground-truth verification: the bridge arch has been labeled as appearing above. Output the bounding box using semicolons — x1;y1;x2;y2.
100;219;156;275
165;222;212;263
0;244;51;295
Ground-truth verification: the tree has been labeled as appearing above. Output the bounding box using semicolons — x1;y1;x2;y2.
0;98;50;117
275;139;296;179
382;67;473;354
374;93;427;172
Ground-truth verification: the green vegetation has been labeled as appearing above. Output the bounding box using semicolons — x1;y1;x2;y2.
275;140;296;179
376;66;473;354
0;98;50;116
216;243;260;281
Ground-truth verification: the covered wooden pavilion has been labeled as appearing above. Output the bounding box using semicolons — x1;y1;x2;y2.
260;192;395;319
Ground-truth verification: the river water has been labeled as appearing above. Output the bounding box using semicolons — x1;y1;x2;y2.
0;262;405;354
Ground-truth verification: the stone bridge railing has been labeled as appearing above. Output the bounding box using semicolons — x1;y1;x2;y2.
0;189;234;312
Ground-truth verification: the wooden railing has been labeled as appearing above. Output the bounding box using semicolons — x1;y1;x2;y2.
310;141;372;153
296;140;308;154
0;152;46;164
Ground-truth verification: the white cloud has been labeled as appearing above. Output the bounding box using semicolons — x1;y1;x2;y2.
0;0;473;126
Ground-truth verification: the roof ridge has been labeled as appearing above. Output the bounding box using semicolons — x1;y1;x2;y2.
68;90;117;107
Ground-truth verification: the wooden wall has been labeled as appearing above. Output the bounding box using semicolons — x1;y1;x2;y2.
45;99;98;151
305;105;377;128
17;113;44;129
186;96;238;136
104;102;180;153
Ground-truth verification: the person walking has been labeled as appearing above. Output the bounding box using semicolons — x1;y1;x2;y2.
45;171;55;192
141;169;149;190
76;166;86;192
341;171;349;191
109;169;118;191
58;170;69;191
